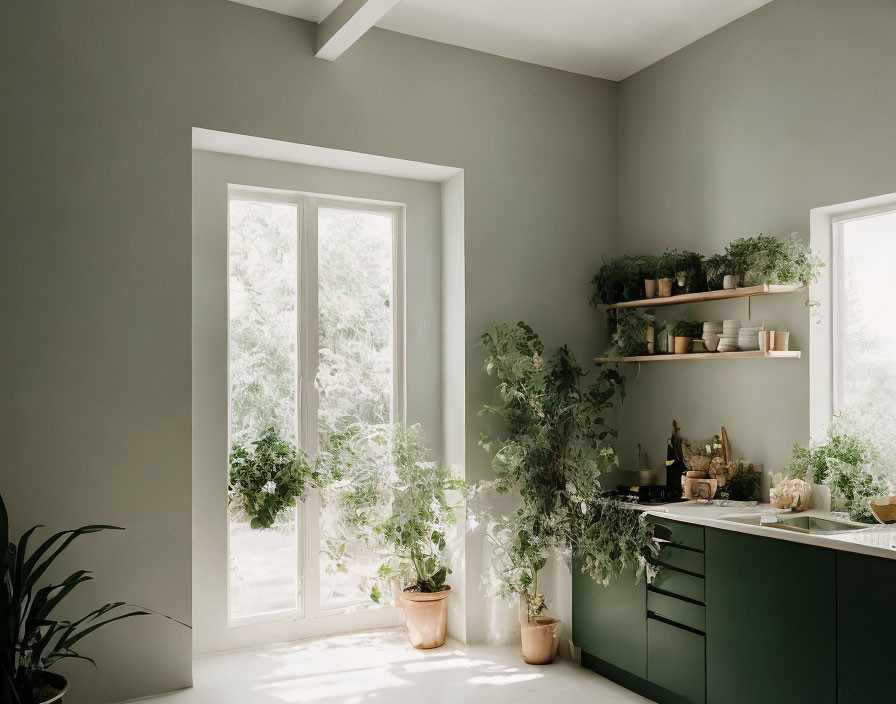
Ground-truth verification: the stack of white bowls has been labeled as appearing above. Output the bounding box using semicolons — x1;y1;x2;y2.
702;321;723;352
719;319;741;352
738;324;764;351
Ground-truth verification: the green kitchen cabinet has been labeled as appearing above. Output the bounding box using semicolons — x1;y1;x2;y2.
704;528;836;704
572;560;647;679
647;617;706;704
837;551;896;704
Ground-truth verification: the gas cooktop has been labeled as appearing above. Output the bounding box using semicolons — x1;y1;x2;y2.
613;485;686;506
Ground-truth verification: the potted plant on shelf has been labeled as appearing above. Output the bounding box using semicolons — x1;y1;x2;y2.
703;253;729;291
672;250;706;295
656;249;678;297
605;309;654;358
1;492;187;704
670;319;703;354
326;423;464;649
475;322;656;664
590;254;657;306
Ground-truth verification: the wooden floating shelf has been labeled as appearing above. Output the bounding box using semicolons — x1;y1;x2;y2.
605;284;807;309
594;350;802;363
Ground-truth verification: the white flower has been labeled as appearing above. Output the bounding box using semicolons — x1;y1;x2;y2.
532;353;544;371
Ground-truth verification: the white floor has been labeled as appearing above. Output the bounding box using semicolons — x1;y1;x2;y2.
131;628;654;704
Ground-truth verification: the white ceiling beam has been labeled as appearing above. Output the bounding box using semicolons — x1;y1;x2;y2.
315;0;402;61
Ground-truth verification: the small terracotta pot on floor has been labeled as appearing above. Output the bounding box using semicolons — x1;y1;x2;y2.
521;617;561;665
402;587;451;649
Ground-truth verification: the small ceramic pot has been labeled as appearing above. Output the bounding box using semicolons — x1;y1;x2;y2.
657;278;673;297
644;278;658;298
402;587;451;649
773;331;790;351
521;617;561;665
704;334;720;352
722;274;741;290
691;339;706;353
673;336;692;354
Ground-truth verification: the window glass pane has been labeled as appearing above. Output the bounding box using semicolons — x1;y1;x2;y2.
228;198;299;619
841;210;896;459
317;207;394;607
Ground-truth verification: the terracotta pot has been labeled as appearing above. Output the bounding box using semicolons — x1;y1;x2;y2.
657;278;673;297
34;672;68;704
673;336;692;354
644;278;658;298
521;617;561;665
402;586;451;649
773;331;790;351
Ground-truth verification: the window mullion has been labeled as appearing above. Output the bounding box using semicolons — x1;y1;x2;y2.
300;195;321;620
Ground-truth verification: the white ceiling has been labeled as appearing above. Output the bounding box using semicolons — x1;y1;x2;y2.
228;0;773;81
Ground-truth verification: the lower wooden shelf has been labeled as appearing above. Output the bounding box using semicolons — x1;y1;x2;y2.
594;350;801;363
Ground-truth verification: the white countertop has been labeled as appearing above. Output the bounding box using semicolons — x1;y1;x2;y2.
641;501;896;560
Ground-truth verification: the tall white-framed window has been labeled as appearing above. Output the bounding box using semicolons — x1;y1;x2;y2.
830;207;896;457
227;185;405;627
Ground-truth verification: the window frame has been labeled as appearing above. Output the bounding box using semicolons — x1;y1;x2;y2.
831;206;896;419
226;185;406;628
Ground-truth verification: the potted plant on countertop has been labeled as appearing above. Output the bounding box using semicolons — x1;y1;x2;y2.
670;319;703;354
475;322;656;664
326;423;464;649
1;492;188;704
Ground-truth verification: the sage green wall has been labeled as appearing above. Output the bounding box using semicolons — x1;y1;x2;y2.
0;1;617;701
616;0;896;484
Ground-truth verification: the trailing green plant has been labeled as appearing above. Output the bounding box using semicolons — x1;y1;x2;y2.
606;309;653;357
474;322;655;618
228;427;324;530
1;492;187;704
669;319;702;339
324;423;465;601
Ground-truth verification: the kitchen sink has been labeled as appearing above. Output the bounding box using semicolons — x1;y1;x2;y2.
721;514;867;534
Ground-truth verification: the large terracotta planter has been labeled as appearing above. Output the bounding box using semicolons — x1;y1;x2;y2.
402;586;451;649
521;617;561;664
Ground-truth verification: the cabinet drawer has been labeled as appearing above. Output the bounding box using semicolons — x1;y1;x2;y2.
648;617;706;704
648;589;705;632
651;517;704;551
651;567;704;603
656;544;705;575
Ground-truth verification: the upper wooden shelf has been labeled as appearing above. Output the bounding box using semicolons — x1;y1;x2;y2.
605;284;807;309
594;350;802;364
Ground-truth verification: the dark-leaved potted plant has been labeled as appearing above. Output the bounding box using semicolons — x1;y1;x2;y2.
1;493;187;704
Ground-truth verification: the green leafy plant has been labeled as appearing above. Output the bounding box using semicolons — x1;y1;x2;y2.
670;319;702;339
703;253;729;290
656;249;680;279
722;471;761;502
789;418;881;485
474;322;655;619
826;460;893;523
228;427;323;530
724;233;824;286
325;423;464;601
606;309;653;357
1;492;187;704
671;250;706;293
590;254;657;306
